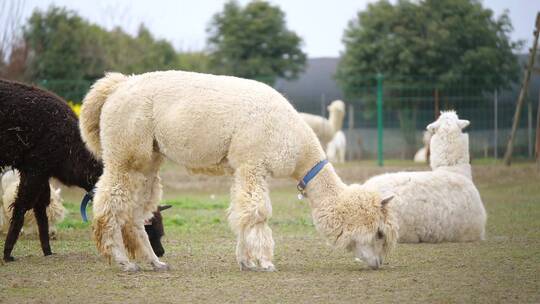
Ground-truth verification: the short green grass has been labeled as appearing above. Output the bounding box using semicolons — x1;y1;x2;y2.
0;162;539;303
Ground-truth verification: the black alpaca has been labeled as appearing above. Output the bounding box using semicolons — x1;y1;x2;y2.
0;79;169;261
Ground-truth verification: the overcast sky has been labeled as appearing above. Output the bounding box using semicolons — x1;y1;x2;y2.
18;0;540;57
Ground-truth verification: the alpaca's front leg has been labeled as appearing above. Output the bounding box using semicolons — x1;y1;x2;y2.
93;172;140;272
228;165;275;272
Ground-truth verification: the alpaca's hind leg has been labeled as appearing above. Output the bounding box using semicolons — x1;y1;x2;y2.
228;165;275;272
3;174;45;261
33;182;52;256
129;156;168;270
92;171;141;272
3;204;26;262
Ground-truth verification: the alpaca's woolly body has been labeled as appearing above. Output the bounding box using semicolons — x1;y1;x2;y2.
80;71;396;271
327;131;346;163
1;170;66;236
364;111;486;243
300;100;345;150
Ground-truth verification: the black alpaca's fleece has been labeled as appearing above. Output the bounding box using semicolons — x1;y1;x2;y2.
0;79;102;261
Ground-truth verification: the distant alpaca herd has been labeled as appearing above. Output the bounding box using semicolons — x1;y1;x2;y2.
0;71;486;274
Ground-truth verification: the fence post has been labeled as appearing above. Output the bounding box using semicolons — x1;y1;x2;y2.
320;93;326;117
529;101;533;158
494;90;498;159
377;73;384;167
347;104;354;161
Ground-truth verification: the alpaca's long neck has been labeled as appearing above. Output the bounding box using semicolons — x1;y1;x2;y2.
328;110;344;134
292;126;346;208
55;145;103;192
303;164;346;209
430;133;470;169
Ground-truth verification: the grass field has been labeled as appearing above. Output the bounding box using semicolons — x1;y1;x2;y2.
0;161;539;303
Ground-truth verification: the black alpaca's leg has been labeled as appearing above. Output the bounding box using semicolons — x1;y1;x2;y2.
3;203;26;262
3;174;46;262
33;183;52;256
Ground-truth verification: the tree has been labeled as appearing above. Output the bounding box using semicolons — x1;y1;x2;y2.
0;0;26;78
22;6;183;100
336;0;522;154
207;0;306;85
176;51;211;73
24;7;107;81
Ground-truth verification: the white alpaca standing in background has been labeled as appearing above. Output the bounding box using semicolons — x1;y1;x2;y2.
80;71;397;272
327;130;346;163
1;170;66;238
364;111;486;243
299;100;345;150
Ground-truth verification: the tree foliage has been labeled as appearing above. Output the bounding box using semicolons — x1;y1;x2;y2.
24;7;180;81
336;0;522;98
22;6;207;100
207;0;306;85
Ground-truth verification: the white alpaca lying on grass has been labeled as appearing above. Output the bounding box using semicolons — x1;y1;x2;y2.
299;100;345;150
1;170;66;238
80;71;397;272
327;130;346;163
364;111;486;243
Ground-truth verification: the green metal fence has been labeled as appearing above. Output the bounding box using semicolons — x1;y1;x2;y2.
32;76;539;162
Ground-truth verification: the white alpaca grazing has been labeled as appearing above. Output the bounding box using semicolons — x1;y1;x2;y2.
1;170;66;237
80;71;397;272
364;111;486;243
299;100;345;150
327;131;346;163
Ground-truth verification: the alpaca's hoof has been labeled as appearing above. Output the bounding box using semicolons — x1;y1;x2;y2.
3;256;15;262
239;261;258;272
260;264;276;272
259;261;276;272
152;261;170;272
43;250;53;256
121;262;141;272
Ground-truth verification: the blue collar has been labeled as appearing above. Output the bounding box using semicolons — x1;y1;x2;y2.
297;159;329;193
80;188;96;222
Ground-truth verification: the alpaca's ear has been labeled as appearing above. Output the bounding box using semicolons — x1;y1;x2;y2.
426;121;439;133
381;195;393;207
158;205;172;212
458;119;470;130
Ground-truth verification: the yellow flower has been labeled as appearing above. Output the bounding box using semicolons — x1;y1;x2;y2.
67;101;81;117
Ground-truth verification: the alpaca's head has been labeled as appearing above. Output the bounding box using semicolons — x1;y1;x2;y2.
313;185;398;269
427;111;470;168
427;111;469;135
327;100;346;132
145;205;172;257
327;100;345;114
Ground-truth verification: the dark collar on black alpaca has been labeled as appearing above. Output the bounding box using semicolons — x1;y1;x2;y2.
297;159;329;197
